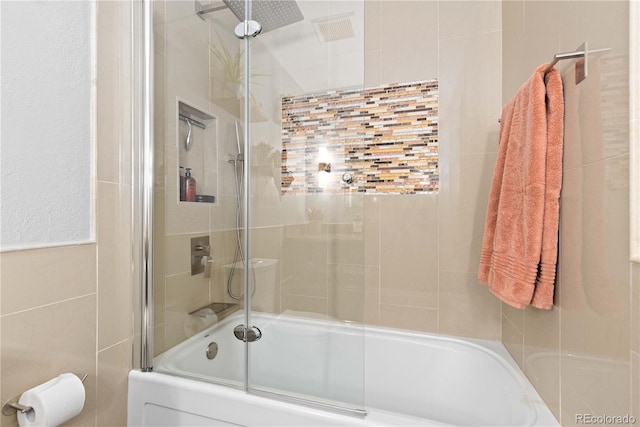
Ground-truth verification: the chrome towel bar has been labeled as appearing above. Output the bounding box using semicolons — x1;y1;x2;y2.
498;41;611;122
543;42;611;84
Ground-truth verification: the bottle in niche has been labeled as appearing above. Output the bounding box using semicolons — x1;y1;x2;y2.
185;168;196;202
179;166;186;201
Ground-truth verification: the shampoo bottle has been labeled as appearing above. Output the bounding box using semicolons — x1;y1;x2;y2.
179;166;186;201
185;168;196;202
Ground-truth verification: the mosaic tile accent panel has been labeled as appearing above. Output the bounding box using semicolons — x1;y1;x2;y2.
281;80;438;194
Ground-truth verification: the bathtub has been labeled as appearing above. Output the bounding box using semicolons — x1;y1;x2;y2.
128;312;558;426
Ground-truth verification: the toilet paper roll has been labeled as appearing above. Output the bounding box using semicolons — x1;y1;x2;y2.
184;309;218;337
16;373;85;427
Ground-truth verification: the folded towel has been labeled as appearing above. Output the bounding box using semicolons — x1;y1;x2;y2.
531;67;564;309
478;64;564;310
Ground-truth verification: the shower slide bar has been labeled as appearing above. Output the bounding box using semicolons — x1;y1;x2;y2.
179;114;206;129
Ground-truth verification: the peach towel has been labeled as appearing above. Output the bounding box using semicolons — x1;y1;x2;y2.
478;64;564;310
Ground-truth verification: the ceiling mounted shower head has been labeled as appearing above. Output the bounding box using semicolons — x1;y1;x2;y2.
222;0;304;33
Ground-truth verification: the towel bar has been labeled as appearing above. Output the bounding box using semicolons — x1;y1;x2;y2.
498;41;611;122
543;42;611;84
543;43;587;81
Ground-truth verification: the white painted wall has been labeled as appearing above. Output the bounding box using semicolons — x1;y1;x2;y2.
0;1;95;251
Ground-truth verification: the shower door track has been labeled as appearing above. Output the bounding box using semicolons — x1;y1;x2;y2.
248;388;367;419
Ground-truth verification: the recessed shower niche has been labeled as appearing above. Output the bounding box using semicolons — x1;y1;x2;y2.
177;100;218;204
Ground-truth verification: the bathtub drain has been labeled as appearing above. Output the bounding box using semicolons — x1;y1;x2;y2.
206;342;218;360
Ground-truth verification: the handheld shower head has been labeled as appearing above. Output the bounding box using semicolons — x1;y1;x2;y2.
234;121;242;155
228;121;244;165
184;120;193;151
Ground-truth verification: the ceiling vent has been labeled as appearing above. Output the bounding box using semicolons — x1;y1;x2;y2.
313;14;355;43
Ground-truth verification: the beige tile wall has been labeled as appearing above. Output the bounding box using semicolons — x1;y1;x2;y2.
361;0;503;340
502;1;632;424
19;3;628;425
0;2;533;427
159;3;640;402
276;217;366;321
153;1;262;354
0;2;134;426
153;2;638;425
156;0;504;344
0;248;99;427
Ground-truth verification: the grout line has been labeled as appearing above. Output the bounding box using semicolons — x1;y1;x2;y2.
439;29;503;44
379;302;439;312
1;292;97;318
98;337;130;354
581;152;630;168
165;271;192;279
501;311;523;336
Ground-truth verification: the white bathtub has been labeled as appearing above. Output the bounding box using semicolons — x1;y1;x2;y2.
128;312;558;426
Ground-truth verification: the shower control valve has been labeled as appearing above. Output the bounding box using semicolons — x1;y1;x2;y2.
191;236;211;276
342;173;354;184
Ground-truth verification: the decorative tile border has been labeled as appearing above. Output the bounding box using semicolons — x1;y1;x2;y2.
281;80;439;194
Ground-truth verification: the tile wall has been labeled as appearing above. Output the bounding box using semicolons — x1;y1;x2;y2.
5;2;634;426
0;2;134;426
153;1;255;354
502;1;633;424
281;80;439;194
155;1;639;424
154;0;504;349
4;1;607;426
361;0;503;339
155;1;504;351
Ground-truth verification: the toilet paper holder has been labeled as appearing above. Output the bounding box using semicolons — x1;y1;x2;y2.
1;374;88;416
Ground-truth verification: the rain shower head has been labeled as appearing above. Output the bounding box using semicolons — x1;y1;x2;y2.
224;1;303;33
197;1;304;33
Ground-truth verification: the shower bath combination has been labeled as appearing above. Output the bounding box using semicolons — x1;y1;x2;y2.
131;0;565;425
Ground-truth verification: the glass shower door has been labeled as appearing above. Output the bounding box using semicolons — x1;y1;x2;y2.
241;0;367;414
154;0;366;413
